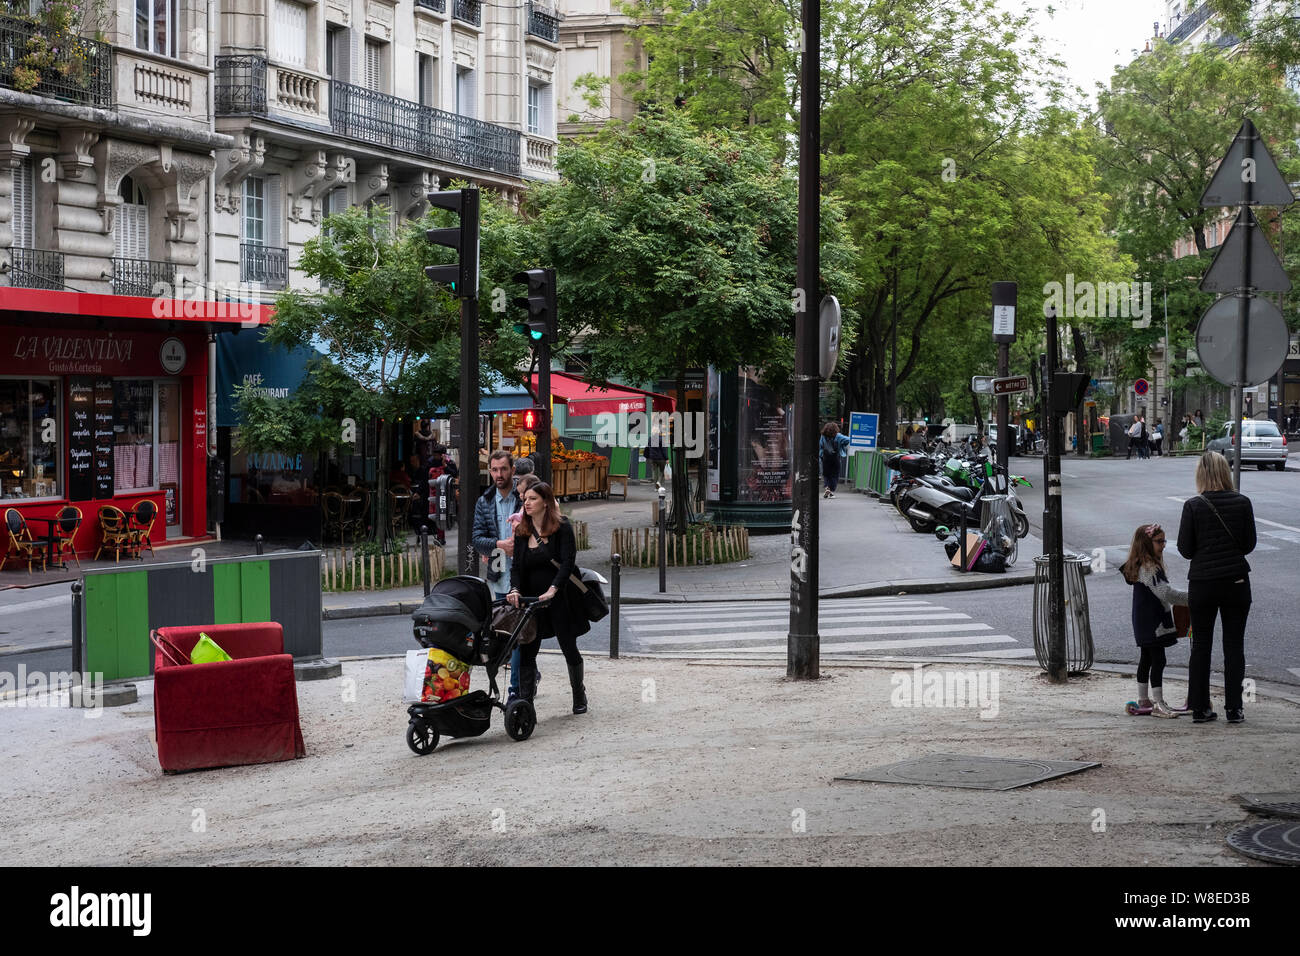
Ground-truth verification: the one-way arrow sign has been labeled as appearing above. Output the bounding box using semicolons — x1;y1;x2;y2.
1201;118;1295;208
1199;207;1291;293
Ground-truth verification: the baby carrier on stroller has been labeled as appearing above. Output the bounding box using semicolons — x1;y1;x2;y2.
406;575;546;755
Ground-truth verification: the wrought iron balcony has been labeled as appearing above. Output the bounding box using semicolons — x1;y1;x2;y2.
453;0;481;27
214;55;268;115
0;12;112;107
415;0;446;11
1167;4;1210;43
112;257;175;298
330;80;521;177
241;242;289;290
526;4;561;43
9;248;64;291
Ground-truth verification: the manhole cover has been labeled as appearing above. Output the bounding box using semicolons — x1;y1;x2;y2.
1237;793;1300;819
1226;821;1300;866
835;754;1100;791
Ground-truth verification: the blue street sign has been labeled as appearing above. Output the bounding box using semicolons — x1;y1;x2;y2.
849;411;879;450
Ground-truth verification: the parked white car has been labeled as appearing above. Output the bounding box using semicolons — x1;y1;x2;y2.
1206;419;1289;470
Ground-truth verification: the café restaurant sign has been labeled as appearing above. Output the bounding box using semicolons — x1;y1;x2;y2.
6;328;196;376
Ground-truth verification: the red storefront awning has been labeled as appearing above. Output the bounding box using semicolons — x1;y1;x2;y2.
529;371;676;417
0;286;274;330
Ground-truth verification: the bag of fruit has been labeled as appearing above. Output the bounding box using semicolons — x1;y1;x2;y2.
420;648;471;703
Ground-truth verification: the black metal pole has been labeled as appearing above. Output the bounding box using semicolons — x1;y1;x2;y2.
459;295;480;574
255;533;264;555
959;506;968;572
537;333;552;486
610;553;620;659
1044;306;1066;683
658;489;667;593
70;580;83;689
788;0;821;680
997;343;1010;472
1234;123;1256;492
420;525;431;596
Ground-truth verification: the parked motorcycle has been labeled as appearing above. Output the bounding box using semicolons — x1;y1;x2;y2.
895;456;1030;539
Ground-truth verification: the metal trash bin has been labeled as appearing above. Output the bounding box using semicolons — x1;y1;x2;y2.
979;494;1017;565
1032;554;1094;673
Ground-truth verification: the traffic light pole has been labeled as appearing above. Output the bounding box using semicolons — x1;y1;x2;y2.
459;295;479;575
1043;305;1066;683
537;337;552;485
997;343;1010;472
788;0;820;680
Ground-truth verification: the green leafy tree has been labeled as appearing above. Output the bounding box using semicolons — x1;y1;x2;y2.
523;111;857;532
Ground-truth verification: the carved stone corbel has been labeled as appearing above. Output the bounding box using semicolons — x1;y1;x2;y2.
213;130;266;215
92;138;161;234
288;150;327;224
0;116;36;168
162;150;216;244
58;128;100;181
354;162;389;206
394;170;435;219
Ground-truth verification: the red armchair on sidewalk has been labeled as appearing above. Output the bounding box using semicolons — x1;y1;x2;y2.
152;622;307;773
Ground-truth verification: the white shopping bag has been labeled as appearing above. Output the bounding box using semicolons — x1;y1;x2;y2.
403;649;429;703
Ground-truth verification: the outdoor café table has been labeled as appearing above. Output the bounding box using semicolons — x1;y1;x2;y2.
23;516;67;571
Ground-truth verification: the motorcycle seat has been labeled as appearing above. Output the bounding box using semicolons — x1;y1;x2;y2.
948;486;977;501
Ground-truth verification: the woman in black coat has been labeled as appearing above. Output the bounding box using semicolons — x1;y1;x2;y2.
1176;451;1257;724
507;482;590;714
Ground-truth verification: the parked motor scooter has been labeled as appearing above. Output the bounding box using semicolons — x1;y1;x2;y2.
898;458;1030;537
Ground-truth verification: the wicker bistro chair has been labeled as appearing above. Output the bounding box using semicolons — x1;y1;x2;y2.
95;505;134;562
388;486;412;540
321;491;347;545
54;505;82;569
131;499;158;558
342;488;369;542
2;508;46;574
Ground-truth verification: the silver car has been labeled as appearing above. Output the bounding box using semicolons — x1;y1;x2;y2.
1206;420;1290;470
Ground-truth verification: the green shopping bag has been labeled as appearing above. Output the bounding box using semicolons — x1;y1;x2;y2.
190;632;233;664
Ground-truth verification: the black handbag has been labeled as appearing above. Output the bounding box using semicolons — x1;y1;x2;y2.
552;560;610;622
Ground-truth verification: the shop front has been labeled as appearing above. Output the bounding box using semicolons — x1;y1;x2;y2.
0;287;269;562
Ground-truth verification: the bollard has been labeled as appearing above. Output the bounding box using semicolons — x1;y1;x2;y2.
255;534;264;555
610;553;621;659
657;488;667;593
420;525;431;596
959;506;968;572
70;580;83;696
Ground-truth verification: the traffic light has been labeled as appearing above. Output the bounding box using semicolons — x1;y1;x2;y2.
523;406;547;432
424;188;479;298
1051;371;1089;415
512;268;557;343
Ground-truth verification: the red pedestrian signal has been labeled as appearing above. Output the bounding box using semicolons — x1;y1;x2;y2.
523;406;546;432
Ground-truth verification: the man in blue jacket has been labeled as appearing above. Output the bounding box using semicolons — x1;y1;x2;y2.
472;450;532;699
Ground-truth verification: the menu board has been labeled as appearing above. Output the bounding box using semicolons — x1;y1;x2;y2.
67;378;95;501
92;378;115;499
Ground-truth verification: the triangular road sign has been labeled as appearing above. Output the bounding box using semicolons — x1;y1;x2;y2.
1199;208;1291;292
1201;118;1295;208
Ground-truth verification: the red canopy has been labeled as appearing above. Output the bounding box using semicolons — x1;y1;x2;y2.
529;371;675;417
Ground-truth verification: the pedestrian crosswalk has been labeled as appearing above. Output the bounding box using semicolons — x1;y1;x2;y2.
618;597;1035;658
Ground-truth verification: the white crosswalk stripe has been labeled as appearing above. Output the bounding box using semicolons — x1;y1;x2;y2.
618;597;1028;658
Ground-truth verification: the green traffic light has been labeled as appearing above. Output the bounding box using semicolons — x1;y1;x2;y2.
529;329;543;340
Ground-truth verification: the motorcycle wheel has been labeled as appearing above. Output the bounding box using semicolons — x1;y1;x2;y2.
906;510;936;534
1014;511;1029;539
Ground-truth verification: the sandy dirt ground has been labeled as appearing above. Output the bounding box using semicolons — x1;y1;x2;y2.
2;653;1296;866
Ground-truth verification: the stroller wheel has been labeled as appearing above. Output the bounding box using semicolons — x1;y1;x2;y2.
504;699;536;742
406;719;440;755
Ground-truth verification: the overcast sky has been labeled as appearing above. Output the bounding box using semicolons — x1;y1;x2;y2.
998;0;1167;101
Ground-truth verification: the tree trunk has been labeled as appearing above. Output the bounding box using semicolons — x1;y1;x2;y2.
376;418;391;547
971;391;983;435
670;363;691;536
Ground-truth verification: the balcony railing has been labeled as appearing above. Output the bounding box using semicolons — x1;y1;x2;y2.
241;242;289;290
453;0;481;27
111;257;175;298
415;0;446;11
0;12;112;107
526;4;561;43
1167;4;1210;43
330;80;521;177
9;248;64;291
214;55;268;114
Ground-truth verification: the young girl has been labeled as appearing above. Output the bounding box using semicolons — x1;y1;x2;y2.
1119;523;1189;717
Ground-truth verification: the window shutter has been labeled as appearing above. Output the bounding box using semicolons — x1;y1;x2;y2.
115;202;149;260
274;0;308;68
542;83;554;137
266;174;283;248
365;40;384;92
11;159;33;248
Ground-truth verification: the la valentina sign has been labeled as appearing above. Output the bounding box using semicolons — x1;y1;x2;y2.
4;327;197;376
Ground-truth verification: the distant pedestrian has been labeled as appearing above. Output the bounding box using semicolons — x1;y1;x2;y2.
1152;420;1164;456
643;439;668;487
1119;524;1188;718
1176;452;1257;724
1126;417;1142;459
1193;409;1205;429
820;422;850;498
907;427;926;451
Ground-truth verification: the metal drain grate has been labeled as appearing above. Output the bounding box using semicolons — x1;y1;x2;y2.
1226;820;1300;866
1236;793;1300;820
835;753;1100;791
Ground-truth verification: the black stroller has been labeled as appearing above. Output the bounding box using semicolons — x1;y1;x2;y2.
406;575;546;755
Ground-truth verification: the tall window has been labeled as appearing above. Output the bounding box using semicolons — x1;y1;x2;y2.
455;66;475;117
0;378;60;501
364;39;387;92
114;175;149;260
243;176;265;245
417;53;437;107
113;380;156;493
327;25;351;81
135;0;178;58
11;158;33;249
273;0;309;68
527;81;552;135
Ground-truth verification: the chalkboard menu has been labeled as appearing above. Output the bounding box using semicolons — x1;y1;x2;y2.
92;378;115;499
67;378;95;501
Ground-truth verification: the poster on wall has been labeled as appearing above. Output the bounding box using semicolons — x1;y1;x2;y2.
706;366;720;501
92;378;115;499
67;378;95;501
735;367;793;503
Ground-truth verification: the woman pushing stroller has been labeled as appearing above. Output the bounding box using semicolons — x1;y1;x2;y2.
507;482;590;715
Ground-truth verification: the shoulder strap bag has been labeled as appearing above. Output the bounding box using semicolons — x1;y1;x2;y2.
551;558;610;622
1198;494;1243;553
